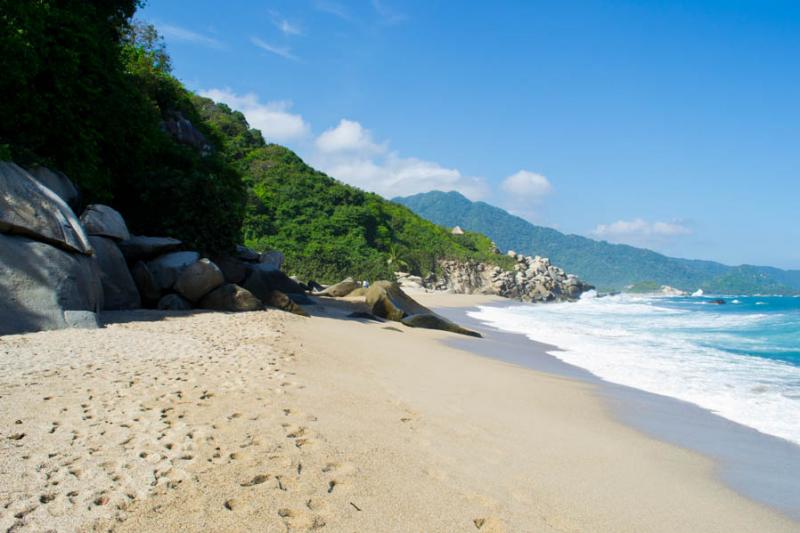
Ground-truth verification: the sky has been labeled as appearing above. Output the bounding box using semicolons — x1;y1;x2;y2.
140;0;800;269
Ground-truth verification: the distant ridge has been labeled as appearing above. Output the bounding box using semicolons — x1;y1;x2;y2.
394;191;800;294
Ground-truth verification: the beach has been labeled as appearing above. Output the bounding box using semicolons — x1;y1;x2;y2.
1;293;797;532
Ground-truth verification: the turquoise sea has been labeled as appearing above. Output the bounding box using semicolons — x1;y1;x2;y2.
469;293;800;445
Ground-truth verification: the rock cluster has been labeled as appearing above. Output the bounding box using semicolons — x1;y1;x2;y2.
0;162;312;335
424;251;593;303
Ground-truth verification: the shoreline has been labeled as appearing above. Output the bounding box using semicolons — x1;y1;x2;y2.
0;293;797;531
431;294;800;520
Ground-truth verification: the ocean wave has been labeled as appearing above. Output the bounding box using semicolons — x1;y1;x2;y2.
469;296;800;445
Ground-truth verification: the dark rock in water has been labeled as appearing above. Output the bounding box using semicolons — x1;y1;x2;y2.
25;165;80;209
174;259;225;303
264;290;309;317
157;293;193;311
0;233;103;334
366;280;480;337
147;251;200;291
0;161;92;255
199;284;263;312
347;311;383;322
235;244;260;262
89;235;141;310
708;299;726;305
131;261;161;306
80;204;130;241
118;236;183;262
243;269;307;302
212;255;248;284
315;277;360;297
401;313;481;338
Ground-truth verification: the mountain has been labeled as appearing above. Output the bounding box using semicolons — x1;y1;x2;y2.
394;191;800;294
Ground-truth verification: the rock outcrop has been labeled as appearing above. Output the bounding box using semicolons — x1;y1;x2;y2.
425;252;593;302
80;204;131;241
315;277;360;298
147;251;201;291
199;284;263;312
174;259;225;303
89;235;141;310
366;281;481;337
117;236;183;262
25;165;80;209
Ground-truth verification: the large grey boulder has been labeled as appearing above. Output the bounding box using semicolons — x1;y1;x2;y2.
235;244;260;262
0;234;103;335
25;165;80;209
199;284;262;312
315;277;360;297
89;235;141;310
366;280;481;337
259;250;285;271
80;204;130;241
130;261;161;305
174;259;225;303
211;255;248;284
117;236;183;262
157;293;193;311
0;161;92;255
146;251;200;291
243;269;307;299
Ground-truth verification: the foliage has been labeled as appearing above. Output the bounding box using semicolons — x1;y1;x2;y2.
0;5;244;254
396;191;800;295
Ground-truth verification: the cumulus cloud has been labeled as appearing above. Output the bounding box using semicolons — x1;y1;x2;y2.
592;218;693;248
312;119;488;200
157;23;224;49
250;36;298;61
315;120;387;155
199;88;309;142
500;170;553;201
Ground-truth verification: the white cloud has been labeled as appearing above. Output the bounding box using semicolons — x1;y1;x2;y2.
250;36;298;61
269;11;302;36
372;0;407;24
199;88;310;142
312;119;488;200
500;170;553;201
314;0;351;21
315;120;387;155
157;23;224;49
592;218;693;248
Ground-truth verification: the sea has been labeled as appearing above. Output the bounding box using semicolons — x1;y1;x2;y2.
468;292;800;446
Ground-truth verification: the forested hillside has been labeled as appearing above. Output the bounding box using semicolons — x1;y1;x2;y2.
0;2;510;283
396;191;800;294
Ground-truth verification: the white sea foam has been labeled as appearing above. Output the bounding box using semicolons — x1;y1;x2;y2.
469;295;800;445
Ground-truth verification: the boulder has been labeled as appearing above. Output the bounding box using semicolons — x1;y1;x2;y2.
346;287;368;298
117;236;183;262
365;281;430;321
211;255;248;284
401;313;481;338
80;204;130;241
147;251;200;291
365;281;480;337
162;111;212;154
157;293;193;311
264;290;309;317
243;269;307;302
259;250;285;271
89;235;141;310
315;277;360;297
174;259;225;303
199;284;263;312
0;233;102;335
235;244;260;262
0;161;92;255
25;165;80;209
131;261;161;305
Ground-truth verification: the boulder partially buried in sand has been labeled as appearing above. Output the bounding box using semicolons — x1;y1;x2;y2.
315;277;360;297
157;293;193;311
174;259;225;303
366;281;481;337
264;290;309;317
199;284;263;312
89;235;141;310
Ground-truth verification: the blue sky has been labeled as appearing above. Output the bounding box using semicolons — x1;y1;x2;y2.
140;0;800;269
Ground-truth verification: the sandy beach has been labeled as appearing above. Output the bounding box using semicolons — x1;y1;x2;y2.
1;293;797;532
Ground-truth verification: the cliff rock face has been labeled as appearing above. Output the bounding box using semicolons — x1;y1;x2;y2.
425;250;593;302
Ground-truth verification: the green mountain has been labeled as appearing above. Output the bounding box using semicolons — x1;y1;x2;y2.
395;191;800;294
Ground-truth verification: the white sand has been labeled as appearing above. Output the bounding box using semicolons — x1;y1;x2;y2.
0;296;796;532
